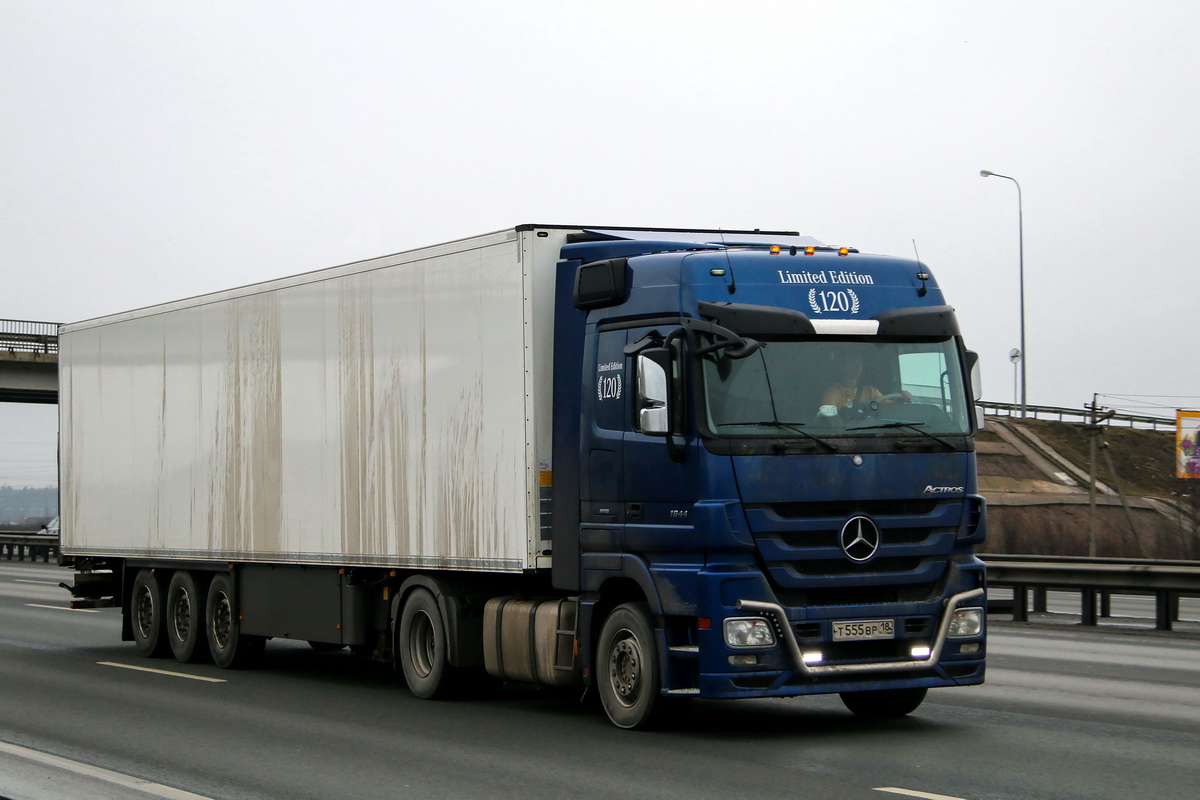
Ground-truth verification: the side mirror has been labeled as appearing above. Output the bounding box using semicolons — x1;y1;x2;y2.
636;349;672;436
966;350;982;401
966;350;985;429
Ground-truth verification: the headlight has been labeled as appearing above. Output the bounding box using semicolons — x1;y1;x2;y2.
948;607;984;638
724;617;776;648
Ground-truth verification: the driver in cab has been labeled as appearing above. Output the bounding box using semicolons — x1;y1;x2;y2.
819;352;910;414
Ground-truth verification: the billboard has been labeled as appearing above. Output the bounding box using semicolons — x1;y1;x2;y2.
1177;410;1200;478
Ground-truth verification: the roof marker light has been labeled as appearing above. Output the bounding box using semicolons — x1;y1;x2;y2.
838;247;850;257
770;245;781;255
804;246;816;256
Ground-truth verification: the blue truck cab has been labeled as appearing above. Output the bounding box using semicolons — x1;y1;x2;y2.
551;229;986;728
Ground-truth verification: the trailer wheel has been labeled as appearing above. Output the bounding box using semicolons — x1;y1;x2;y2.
597;602;663;730
131;569;169;658
205;573;265;669
398;587;451;699
166;571;208;663
840;687;927;718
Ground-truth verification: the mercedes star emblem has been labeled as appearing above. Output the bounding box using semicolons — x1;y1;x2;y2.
839;516;881;562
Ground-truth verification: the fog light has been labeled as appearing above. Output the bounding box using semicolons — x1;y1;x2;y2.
960;642;981;655
729;654;758;666
802;651;824;665
948;607;984;638
910;645;932;659
724;617;776;649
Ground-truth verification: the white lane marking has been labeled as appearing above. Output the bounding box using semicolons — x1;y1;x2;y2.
876;789;970;800
14;579;62;585
98;662;227;683
26;603;100;613
0;739;217;799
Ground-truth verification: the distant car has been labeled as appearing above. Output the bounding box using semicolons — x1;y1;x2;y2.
37;516;59;536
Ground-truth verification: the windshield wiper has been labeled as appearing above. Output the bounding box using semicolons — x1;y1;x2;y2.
717;420;838;452
846;420;956;449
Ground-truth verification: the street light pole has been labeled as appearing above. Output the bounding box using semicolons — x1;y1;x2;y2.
981;170;1026;418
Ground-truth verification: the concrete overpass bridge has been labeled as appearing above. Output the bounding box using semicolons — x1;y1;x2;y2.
0;319;59;404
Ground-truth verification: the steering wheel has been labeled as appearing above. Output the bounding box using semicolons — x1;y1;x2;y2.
864;393;911;416
876;392;910;404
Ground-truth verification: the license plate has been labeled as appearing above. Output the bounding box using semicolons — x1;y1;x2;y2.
832;619;895;641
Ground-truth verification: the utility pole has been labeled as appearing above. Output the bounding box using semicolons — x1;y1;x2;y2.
1085;395;1141;558
1086;395;1101;558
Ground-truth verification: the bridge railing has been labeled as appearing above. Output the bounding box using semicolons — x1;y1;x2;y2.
978;400;1175;430
0;319;60;355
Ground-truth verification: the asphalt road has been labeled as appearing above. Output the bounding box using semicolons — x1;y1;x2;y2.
2;560;1198;800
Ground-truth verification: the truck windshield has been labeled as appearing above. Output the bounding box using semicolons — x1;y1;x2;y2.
700;336;972;437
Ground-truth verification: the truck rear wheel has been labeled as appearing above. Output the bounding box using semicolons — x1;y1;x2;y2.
166;571;208;663
840;687;927;718
205;572;265;669
398;587;452;699
597;602;663;730
131;569;169;658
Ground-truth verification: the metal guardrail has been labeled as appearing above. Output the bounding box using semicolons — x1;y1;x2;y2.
0;319;60;355
0;534;58;563
978;400;1175;430
983;554;1200;631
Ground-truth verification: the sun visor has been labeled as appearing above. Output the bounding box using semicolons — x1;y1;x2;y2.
873;305;960;337
697;301;816;335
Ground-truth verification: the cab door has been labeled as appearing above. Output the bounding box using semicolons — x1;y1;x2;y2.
580;328;628;528
622;325;699;545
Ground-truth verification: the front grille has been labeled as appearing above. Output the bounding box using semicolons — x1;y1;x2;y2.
744;498;960;610
774;528;935;547
775;582;940;608
754;499;938;519
781;556;923;576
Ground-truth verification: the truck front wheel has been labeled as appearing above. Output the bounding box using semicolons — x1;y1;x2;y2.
597;602;663;730
398;587;451;699
205;573;265;669
131;569;169;658
840;687;927;718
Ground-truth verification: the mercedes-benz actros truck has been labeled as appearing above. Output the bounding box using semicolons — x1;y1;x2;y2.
60;225;986;729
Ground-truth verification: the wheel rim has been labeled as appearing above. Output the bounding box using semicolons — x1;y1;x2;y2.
135;586;155;640
408;610;435;678
608;627;642;708
172;589;190;643
211;591;232;650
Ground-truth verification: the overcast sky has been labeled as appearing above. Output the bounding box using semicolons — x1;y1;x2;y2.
2;0;1198;488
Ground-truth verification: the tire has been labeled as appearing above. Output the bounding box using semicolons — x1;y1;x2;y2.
130;569;170;658
167;571;208;663
596;602;663;730
398;587;452;699
840;687;927;719
205;572;265;669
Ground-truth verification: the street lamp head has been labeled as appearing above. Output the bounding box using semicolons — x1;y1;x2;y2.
980;170;995;177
